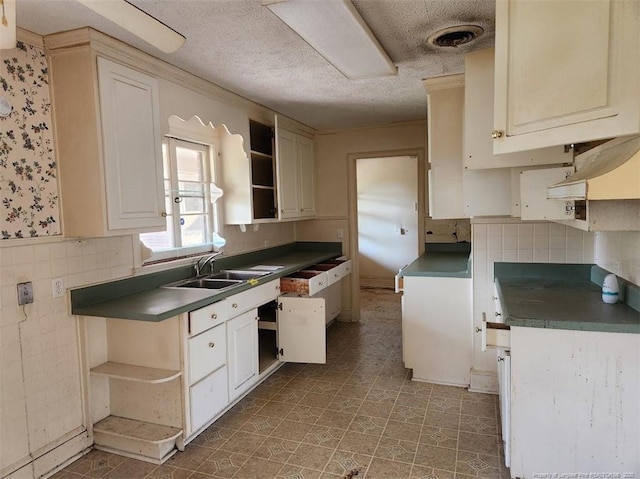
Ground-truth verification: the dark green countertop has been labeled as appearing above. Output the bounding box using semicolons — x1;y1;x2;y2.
400;242;471;278
71;243;342;322
495;263;640;334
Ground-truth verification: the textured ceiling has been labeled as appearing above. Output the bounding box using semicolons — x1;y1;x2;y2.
17;0;495;130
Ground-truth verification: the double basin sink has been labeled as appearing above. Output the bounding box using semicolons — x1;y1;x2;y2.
170;270;271;290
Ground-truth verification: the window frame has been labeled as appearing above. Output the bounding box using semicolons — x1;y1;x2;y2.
140;136;223;264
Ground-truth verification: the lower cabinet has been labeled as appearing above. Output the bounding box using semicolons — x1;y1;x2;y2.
401;275;473;386
227;309;259;401
190;367;228;433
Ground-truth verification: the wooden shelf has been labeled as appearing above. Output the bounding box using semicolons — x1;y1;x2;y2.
251;185;275;190
250;150;273;160
90;362;181;384
93;416;182;464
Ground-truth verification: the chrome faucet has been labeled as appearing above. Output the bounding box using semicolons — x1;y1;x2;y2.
194;251;223;277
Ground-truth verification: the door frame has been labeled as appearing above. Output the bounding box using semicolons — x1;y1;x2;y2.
347;148;426;321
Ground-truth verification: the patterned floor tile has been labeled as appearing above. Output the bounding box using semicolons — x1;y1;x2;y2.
286;443;334;470
365;457;413;479
374;437;418;463
324;450;372;477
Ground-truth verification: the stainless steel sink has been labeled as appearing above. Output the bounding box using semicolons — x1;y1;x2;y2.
174;278;242;289
207;270;270;281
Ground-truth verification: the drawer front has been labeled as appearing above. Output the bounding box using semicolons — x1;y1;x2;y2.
190;299;231;337
190;366;228;433
189;323;226;385
481;314;511;351
228;280;280;315
280;271;328;295
329;259;351;284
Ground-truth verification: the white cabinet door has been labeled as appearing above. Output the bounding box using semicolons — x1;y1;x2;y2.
464;48;572;169
227;309;259;401
497;350;511;468
297;135;316;217
424;75;466;219
277;295;326;364
463;169;512;217
190;366;228;433
276;127;299;219
97;57;164;231
188;323;226;385
493;0;640;153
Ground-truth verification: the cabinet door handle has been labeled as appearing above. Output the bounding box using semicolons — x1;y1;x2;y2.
475;327;482;333
232;303;238;308
491;130;504;139
211;313;217;319
208;342;215;348
497;356;504;362
161;211;168;217
319;282;323;286
495;312;502;317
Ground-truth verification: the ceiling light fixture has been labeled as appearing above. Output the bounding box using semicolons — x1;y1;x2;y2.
264;0;397;80
427;25;484;48
76;0;186;53
0;0;16;50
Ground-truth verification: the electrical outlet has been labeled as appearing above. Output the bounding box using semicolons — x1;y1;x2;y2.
17;282;34;305
337;228;344;239
52;278;65;298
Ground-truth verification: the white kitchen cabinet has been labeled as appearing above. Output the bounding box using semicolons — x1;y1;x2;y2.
423;74;466;219
277;295;326;364
221;119;279;225
493;0;640;154
48;48;165;237
464;48;572;169
519;167;575;221
189;367;228;433
402;275;472;386
509;327;640;476
496;350;511;468
85;316;184;464
227;309;259;401
463;168;512;217
188;323;226;385
276;120;316;220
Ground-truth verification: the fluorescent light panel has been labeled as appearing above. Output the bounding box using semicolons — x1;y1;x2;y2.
265;0;397;79
76;0;185;53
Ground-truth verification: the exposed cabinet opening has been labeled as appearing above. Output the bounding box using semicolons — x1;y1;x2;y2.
249;120;277;220
257;300;278;373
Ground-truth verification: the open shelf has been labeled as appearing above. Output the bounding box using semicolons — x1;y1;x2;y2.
90;362;181;384
93;416;182;464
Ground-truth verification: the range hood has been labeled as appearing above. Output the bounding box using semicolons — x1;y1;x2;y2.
547;135;640;200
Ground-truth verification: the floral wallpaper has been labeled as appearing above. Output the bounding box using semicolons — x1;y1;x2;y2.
0;41;60;239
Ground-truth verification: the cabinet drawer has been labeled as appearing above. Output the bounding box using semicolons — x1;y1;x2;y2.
189;299;231;337
481;315;511;351
308;259;352;286
190;366;228;433
280;270;328;296
228;279;280;315
189;323;226;385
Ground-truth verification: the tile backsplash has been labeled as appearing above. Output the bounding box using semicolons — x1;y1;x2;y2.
595;231;640;286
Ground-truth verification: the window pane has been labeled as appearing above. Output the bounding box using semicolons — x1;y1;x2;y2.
178;182;205;195
181;214;206;246
180;197;205;214
140;215;174;251
176;147;204;182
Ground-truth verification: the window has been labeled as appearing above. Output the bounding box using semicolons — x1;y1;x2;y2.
140;137;223;262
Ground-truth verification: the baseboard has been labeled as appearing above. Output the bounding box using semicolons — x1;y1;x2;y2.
469;369;499;394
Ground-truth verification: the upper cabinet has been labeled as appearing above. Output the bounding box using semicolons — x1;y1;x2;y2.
423;74;466;219
493;0;640;154
464;48;572;169
222;117;316;225
48;46;165;237
276;119;316;220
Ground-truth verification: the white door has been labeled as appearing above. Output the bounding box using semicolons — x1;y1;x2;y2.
227;309;258;400
277;296;326;364
97;57;164;231
356;156;418;288
275;126;299;219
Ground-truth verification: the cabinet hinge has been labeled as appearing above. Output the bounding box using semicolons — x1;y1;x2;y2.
278;348;284;357
277;302;283;310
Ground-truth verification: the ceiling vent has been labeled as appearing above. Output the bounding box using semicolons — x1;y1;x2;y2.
427;25;484;48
